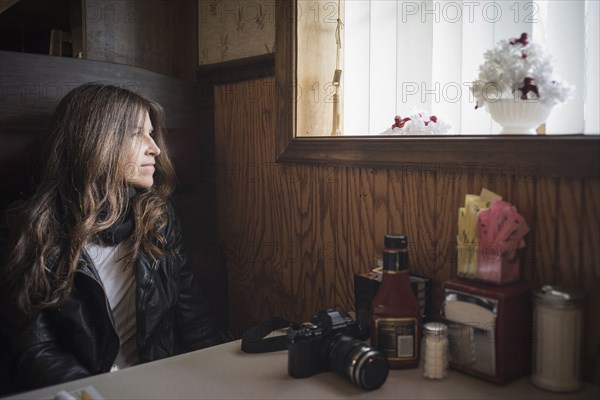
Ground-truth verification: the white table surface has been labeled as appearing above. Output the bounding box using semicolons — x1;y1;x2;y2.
4;340;599;400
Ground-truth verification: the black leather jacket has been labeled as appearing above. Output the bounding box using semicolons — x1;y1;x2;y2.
1;204;225;392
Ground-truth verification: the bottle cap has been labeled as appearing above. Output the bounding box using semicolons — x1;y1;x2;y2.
382;235;408;272
424;322;448;335
533;285;585;308
384;234;407;249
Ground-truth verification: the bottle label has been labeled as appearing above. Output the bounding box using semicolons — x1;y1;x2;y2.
374;318;418;360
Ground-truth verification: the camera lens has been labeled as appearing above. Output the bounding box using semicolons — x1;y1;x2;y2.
328;335;389;390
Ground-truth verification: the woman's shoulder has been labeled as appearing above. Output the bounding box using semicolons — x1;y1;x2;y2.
163;201;179;225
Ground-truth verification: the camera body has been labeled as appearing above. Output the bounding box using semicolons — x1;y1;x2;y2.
286;309;388;390
287;309;361;378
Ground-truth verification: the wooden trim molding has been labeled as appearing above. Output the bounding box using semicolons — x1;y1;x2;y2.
275;0;297;160
276;135;600;177
274;0;600;178
197;53;275;86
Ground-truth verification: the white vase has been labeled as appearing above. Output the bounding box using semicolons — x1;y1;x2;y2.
486;99;553;135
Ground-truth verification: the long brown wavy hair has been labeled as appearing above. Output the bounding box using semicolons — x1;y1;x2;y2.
1;83;176;314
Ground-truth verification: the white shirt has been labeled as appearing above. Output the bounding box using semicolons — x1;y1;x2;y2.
85;243;138;368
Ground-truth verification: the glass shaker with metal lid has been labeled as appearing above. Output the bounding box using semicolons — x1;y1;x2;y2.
531;285;585;392
422;322;449;380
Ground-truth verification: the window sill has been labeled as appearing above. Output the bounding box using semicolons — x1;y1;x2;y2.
277;134;600;177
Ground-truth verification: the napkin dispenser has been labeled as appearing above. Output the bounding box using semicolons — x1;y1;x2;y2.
442;279;532;385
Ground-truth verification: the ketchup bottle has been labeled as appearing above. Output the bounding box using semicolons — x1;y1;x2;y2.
370;234;421;369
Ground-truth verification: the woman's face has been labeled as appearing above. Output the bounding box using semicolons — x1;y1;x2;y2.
126;111;161;189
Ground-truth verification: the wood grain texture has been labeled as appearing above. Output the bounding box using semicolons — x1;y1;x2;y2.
214;76;600;383
581;179;600;384
85;0;198;81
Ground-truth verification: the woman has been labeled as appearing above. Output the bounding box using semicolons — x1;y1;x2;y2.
0;83;225;392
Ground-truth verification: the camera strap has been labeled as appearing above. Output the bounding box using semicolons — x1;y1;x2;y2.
241;317;293;353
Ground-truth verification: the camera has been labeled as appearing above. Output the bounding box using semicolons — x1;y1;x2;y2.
286;309;389;390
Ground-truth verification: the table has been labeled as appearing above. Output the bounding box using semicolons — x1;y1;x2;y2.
4;340;599;399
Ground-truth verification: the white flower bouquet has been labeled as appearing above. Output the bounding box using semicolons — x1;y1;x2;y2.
471;33;573;109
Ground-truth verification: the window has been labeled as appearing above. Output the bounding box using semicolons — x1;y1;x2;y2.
297;0;599;135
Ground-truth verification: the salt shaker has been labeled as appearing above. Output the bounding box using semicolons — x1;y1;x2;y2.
422;322;449;380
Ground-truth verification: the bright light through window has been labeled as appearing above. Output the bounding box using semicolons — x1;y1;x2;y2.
341;0;599;135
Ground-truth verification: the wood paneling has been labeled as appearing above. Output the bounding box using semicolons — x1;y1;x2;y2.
0;0;197;81
215;76;600;384
85;0;198;81
198;53;275;86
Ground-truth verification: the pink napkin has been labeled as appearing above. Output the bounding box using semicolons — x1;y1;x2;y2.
476;200;529;284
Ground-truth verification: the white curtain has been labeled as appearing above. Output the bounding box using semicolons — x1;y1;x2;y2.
343;0;599;135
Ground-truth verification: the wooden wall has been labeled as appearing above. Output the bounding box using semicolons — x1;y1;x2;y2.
0;0;198;82
214;76;600;383
85;0;198;81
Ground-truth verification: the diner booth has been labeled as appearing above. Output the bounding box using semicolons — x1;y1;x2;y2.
1;0;599;398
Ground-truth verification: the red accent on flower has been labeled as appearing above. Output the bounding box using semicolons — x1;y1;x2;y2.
430;115;438;123
510;32;529;46
392;115;412;129
520;77;539;100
